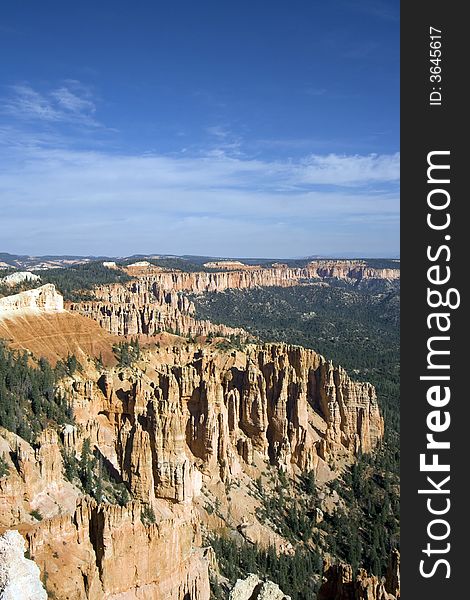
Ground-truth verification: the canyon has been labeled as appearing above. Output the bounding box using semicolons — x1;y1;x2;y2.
1;339;383;598
0;260;399;599
66;259;399;341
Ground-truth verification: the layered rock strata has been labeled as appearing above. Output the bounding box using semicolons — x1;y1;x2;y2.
68;259;399;341
127;261;399;294
0;310;119;366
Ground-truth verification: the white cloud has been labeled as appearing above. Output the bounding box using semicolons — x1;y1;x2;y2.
0;145;399;203
296;152;399;185
3;85;61;121
51;87;96;115
0;83;399;256
2;82;99;127
0;142;399;256
206;125;230;138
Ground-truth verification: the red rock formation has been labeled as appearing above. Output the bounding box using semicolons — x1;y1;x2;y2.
318;552;400;600
0;309;119;366
62;343;383;498
26;498;211;600
0;266;391;599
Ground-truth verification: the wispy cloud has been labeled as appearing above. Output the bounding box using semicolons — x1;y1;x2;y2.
206;125;230;138
0;139;399;256
205;124;244;156
1;81;100;127
0;81;399;257
51;86;95;115
296;153;399;186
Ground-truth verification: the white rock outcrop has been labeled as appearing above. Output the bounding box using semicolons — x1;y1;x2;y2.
229;574;291;600
0;284;63;317
0;530;47;600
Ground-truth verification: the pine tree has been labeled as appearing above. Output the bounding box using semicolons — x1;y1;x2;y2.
80;438;94;495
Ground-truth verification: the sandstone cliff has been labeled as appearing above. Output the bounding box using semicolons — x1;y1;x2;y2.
0;424;211;600
58;343;383;505
0;267;390;599
68;281;247;339
25;499;211;600
122;261;399;295
306;260;399;282
67;260;399;342
66;259;399;344
0;428;79;527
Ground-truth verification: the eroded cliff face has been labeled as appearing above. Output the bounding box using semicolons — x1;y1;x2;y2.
122;260;399;295
0;336;385;600
2;339;381;598
25;499;210;600
306;261;399;283
0;428;79;527
68;281;246;339
66;260;399;342
58;343;383;505
0;424;211;600
317;551;400;600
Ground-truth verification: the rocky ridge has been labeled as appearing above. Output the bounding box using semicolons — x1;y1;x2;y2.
68;281;247;339
0;271;41;287
125;261;399;295
0;284;63;316
61;342;383;502
67;259;399;342
0;423;210;599
25;498;210;600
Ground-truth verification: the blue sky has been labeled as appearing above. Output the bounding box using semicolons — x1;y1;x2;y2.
0;0;399;258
